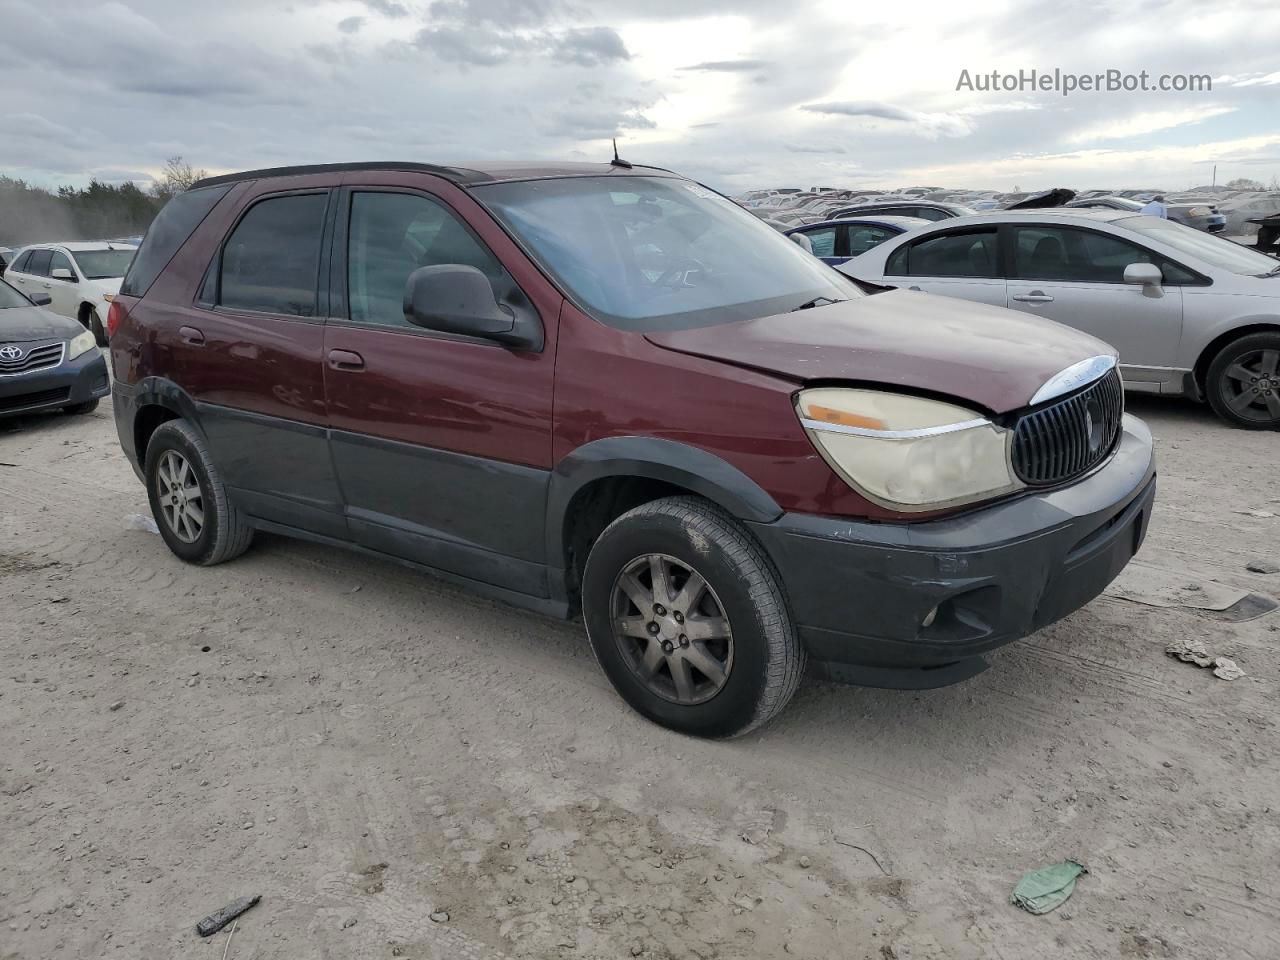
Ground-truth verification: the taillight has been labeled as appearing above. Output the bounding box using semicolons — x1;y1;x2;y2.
106;299;129;338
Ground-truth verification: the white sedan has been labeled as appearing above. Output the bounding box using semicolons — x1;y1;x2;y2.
4;241;137;346
841;209;1280;428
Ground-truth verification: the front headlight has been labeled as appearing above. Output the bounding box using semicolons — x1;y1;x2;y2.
67;330;96;360
796;388;1023;511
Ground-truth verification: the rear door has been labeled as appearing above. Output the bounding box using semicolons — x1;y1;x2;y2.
322;174;560;597
885;226;1007;307
13;249;53;301
181;176;345;537
1004;224;1184;368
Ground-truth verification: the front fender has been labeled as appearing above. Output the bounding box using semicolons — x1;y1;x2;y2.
544;435;784;566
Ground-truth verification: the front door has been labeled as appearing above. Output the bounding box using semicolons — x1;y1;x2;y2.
1004;224;1185;370
47;250;81;320
322;177;560;597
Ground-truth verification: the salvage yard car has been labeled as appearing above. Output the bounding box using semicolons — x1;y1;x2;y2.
785;215;928;265
107;161;1156;737
0;276;109;418
843;209;1280;428
4;241;137;346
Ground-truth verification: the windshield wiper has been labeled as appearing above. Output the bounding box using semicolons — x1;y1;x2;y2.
790;296;846;312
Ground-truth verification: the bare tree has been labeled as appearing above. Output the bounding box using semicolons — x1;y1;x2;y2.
1225;177;1265;192
151;156;209;203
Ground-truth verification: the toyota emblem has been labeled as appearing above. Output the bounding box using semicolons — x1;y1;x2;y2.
0;344;25;362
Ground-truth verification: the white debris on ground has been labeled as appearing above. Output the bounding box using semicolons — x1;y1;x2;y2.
1165;639;1247;681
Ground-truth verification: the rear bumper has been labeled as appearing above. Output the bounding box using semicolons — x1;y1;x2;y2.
0;349;109;418
748;414;1156;688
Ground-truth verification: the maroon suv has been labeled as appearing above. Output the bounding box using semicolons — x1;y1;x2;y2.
109;161;1155;737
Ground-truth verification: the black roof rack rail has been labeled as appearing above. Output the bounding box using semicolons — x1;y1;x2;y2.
189;161;492;190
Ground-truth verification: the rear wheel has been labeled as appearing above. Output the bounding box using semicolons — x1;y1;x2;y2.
144;419;254;565
581;496;804;738
1206;332;1280;429
89;308;107;347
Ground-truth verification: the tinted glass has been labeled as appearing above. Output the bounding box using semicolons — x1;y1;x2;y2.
886;243;909;275
907;229;998;277
73;249;136;280
220;193;328;316
121;184;230;297
10;251;31;273
347;191;510;327
49;250;75;280
801;226;837;258
913;208;950;222
1014;225;1169;283
1124;217;1279;277
0;278;29;309
478;176;857;332
848;225;894;255
26;249;52;277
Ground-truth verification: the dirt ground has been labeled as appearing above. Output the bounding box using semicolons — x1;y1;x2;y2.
2;382;1278;960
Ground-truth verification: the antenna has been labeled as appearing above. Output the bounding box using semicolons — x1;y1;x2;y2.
611;138;633;169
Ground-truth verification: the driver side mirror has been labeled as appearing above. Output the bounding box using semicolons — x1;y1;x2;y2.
1123;262;1163;288
51;267;75;281
789;232;814;254
403;264;540;350
29;292;53;307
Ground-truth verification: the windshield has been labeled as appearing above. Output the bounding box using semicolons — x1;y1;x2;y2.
475;176;859;331
71;249;136;280
1123;217;1280;276
0;278;31;309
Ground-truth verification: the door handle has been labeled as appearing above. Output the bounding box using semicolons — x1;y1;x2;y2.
178;325;205;345
327;349;365;371
1012;292;1054;303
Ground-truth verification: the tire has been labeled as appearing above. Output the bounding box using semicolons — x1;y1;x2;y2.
144;419;254;565
89;308;107;347
581;496;804;738
1205;332;1280;429
62;399;99;415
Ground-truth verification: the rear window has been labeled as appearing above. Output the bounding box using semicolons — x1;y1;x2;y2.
121;184;231;297
26;249;52;277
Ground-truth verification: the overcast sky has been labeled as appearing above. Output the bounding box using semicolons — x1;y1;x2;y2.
2;0;1278;194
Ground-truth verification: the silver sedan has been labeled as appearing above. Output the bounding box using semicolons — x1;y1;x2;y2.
841;209;1280;428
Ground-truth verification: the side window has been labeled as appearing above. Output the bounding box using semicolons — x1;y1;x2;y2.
26;249;52;277
346;191;511;328
10;251;32;273
800;226;837;258
906;229;998;278
219;193;328;317
49;251;75;281
848;225;894;256
885;243;909;276
914;208;950;222
1013;226;1170;283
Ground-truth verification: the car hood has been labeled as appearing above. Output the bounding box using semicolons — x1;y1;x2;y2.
0;304;84;342
643;290;1116;415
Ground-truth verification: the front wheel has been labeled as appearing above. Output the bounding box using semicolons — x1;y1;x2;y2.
581;496;804;738
1205;332;1280;429
89;308;107;347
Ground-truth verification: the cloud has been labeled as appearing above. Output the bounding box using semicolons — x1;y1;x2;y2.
1068;106;1237;144
412;22;628;67
338;15;366;33
680;59;771;72
428;0;560;26
551;27;630;66
363;0;409;16
801;101;974;138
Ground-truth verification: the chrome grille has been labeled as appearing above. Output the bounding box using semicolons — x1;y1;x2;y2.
1012;369;1124;486
0;340;65;376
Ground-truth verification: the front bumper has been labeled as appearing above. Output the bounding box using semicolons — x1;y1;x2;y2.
748;414;1156;688
0;347;109;418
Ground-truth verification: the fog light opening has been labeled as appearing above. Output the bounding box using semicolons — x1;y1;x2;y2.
921;606;939;628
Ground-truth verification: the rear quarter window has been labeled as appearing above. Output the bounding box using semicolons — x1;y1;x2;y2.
121;184;231;297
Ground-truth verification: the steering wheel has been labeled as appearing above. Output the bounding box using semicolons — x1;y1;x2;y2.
654;256;711;290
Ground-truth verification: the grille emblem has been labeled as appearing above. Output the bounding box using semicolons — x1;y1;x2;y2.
0;345;25;362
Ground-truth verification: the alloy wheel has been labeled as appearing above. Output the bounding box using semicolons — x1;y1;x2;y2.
156;450;205;544
609;553;734;705
1221;348;1280;423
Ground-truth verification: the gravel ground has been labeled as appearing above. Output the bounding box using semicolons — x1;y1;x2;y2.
1;387;1278;960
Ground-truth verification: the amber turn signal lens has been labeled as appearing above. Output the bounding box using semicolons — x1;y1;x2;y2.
804;404;886;430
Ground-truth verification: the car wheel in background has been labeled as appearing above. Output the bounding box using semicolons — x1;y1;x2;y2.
89;309;107;347
62;399;99;415
1206;332;1280;429
144;419;255;565
581;496;805;738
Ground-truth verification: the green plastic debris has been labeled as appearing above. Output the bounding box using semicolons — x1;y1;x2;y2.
1010;860;1088;915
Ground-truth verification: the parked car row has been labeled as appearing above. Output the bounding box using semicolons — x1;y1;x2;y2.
96;159;1156;738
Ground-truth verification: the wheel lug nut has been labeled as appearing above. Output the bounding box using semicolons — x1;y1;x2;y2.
661;641;673;653
674;612;684;624
654;604;666;616
647;622;659;634
679;635;689;647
